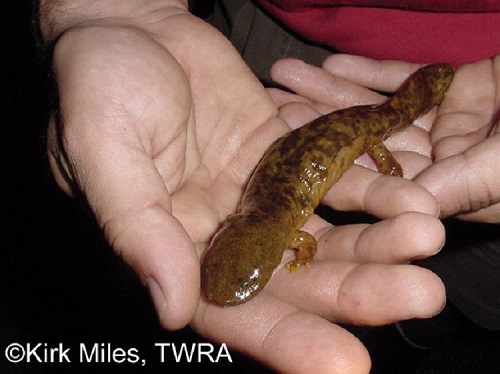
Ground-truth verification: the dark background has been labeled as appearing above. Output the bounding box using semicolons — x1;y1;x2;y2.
1;1;499;373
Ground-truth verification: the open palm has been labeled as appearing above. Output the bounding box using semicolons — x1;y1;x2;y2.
47;12;445;373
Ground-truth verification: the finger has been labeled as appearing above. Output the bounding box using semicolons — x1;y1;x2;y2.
47;114;200;322
307;211;445;264
194;296;371;374
269;261;445;325
416;134;500;222
383;124;433;156
455;203;500;222
431;59;498;160
270;58;385;108
280;213;445;321
323;166;440;218
266;87;312;108
433;59;496;139
276;102;324;130
75;139;200;329
322;54;422;92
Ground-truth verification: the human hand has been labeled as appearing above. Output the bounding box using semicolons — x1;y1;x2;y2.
41;3;445;372
42;2;284;329
276;54;500;223
415;57;500;222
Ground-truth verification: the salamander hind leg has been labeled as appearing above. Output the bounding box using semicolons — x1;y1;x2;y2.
369;142;404;177
285;230;317;272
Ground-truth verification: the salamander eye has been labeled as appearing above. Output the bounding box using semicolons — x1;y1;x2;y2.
233;267;262;302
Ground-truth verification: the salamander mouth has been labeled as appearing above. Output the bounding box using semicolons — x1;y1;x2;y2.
231;268;261;303
201;260;264;306
231;282;259;305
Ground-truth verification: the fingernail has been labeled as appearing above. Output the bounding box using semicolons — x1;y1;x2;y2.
146;277;167;320
435;203;441;218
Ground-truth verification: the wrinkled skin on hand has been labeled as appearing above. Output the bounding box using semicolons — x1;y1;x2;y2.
270;54;500;223
202;64;453;307
41;2;447;372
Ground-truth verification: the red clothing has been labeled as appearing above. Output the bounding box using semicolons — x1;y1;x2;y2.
256;0;500;66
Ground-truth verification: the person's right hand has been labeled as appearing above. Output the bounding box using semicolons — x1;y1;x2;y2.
415;56;500;222
43;4;287;329
41;3;445;372
272;54;500;223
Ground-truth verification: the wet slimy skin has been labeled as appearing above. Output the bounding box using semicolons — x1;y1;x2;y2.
201;64;454;306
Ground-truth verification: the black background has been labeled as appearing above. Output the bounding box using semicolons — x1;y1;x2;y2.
1;1;498;373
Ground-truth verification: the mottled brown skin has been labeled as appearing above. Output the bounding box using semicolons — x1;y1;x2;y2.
201;64;455;306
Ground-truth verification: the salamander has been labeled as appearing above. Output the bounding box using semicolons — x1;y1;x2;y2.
201;63;454;306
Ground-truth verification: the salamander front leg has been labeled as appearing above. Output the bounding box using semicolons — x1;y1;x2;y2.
285;230;317;272
369;142;404;177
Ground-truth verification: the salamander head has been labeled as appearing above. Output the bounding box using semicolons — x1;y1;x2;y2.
385;63;455;136
201;253;265;306
420;63;455;107
201;215;285;306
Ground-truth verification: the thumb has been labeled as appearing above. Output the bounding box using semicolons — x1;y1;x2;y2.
107;203;200;331
46;26;200;329
47;114;200;330
415;134;500;222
